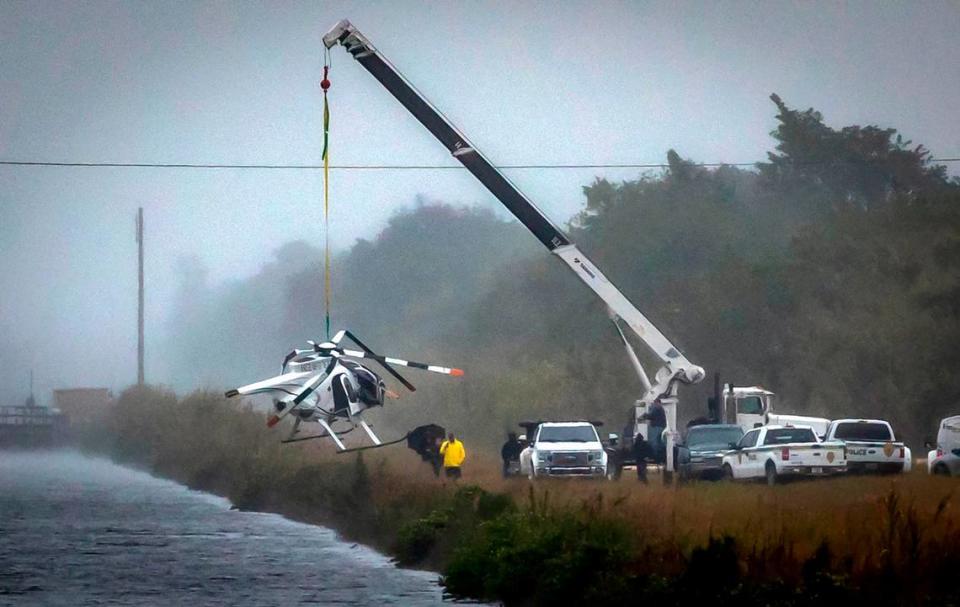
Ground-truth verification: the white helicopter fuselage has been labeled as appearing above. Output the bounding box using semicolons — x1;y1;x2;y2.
225;330;462;452
277;356;384;423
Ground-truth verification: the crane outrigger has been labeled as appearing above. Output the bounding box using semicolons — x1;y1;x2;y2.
322;20;705;473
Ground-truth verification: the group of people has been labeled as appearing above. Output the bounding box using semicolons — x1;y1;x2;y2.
421;401;670;483
630;399;666;483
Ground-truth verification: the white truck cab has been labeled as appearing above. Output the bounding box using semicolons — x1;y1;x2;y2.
825;419;911;474
722;385;830;437
721;425;846;485
927;415;960;477
519;421;607;479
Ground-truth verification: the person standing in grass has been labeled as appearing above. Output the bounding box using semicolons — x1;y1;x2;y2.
632;431;651;484
430;435;443;477
500;432;522;478
641;400;667;463
440;432;466;480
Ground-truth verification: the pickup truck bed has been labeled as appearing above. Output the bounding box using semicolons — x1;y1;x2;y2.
825;419;910;474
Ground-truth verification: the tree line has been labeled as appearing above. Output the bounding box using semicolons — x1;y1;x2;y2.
160;95;960;448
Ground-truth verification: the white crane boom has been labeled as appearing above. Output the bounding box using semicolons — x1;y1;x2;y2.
323;20;705;471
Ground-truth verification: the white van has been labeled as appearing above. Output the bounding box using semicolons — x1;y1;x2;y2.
927;415;960;477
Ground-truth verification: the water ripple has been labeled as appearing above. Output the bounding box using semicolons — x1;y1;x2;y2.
0;451;459;606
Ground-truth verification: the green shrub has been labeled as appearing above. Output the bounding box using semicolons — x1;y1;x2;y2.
393;485;515;567
394;508;454;565
443;505;633;604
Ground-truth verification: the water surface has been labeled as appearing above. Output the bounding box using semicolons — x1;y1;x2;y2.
0;451;449;606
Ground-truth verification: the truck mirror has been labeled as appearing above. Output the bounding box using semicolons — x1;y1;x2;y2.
924;438;935;450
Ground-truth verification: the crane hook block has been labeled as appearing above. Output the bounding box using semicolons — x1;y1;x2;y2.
321;66;331;91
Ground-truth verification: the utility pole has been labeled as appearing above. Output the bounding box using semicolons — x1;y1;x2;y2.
136;207;145;386
26;369;36;408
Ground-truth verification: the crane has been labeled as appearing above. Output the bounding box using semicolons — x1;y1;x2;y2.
322;20;705;473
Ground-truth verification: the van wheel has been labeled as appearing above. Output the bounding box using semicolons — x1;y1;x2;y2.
933;464;951;477
765;462;778;486
722;464;734;481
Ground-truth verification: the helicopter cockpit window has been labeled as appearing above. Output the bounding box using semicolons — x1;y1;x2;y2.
353;367;385;406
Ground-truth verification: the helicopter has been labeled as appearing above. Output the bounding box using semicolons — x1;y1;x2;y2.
225;329;463;452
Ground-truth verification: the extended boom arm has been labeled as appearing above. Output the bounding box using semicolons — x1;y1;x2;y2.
323;20;704;467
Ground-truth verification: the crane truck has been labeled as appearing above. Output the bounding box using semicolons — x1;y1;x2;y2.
322;20;705;475
717;384;831;437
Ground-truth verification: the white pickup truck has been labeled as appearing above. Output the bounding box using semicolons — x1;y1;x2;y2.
721;425;846;485
927;415;960;477
519;421;608;479
824;419;911;474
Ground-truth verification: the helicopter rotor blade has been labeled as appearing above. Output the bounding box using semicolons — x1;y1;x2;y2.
339;348;463;378
339;330;417;392
281;349;299;373
265;369;328;427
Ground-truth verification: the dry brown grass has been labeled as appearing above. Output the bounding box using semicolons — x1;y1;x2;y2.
78;386;960;604
509;467;954;552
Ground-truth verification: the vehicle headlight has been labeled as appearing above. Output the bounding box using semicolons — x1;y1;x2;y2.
588;450;604;461
537;451;551;462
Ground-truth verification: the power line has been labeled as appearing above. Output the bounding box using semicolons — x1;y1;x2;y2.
0;160;747;170
1;158;959;171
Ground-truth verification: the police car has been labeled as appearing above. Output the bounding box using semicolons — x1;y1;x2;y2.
721;425;846;485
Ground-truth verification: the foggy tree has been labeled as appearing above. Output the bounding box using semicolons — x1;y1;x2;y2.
761;93;951;206
160;97;960;447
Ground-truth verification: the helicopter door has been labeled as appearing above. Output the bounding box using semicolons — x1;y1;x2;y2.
332;374;359;418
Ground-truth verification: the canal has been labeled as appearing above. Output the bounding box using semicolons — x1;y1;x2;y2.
0;451;450;605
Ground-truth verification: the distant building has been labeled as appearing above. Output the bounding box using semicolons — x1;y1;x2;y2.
0;393;68;447
53;388;113;427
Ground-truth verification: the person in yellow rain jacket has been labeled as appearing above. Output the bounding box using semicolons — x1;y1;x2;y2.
439;432;466;480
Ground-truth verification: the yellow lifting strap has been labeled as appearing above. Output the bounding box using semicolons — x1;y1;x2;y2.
321;59;332;340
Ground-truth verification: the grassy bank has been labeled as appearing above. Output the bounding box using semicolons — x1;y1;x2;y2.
77;386;960;605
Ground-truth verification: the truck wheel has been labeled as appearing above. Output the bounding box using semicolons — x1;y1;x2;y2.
722;464;734;481
765;462;778;486
933;463;951;477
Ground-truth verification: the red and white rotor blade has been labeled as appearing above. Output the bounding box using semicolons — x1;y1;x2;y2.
339;348;464;377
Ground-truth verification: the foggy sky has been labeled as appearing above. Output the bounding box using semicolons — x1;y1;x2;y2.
2;1;959;403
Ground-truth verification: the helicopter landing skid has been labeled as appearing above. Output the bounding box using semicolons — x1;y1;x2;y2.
281;421;356;445
280;430;410;453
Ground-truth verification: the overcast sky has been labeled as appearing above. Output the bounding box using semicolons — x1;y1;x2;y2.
2;1;959;402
